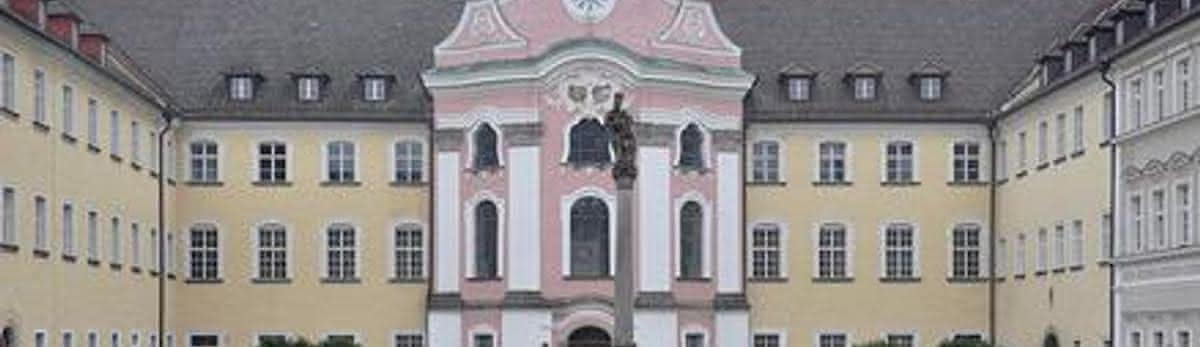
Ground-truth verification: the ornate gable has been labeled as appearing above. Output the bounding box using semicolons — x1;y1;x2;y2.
434;0;526;56
652;0;741;57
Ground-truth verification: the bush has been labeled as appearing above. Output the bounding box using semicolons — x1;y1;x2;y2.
853;340;897;347
257;338;360;347
937;338;995;347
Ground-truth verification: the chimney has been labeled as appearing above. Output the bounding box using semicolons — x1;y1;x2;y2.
46;11;81;48
9;0;45;26
78;32;109;63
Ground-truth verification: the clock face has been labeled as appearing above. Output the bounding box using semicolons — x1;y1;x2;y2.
563;0;615;23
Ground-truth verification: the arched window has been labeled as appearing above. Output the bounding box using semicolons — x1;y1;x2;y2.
679;201;704;278
567;118;611;165
570;197;610;277
678;123;705;169
473;124;500;170
474;201;499;278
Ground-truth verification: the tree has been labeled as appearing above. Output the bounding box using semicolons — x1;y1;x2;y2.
257;337;360;347
854;340;897;347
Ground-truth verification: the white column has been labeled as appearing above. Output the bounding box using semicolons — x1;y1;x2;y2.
501;310;551;347
633;310;678;347
429;311;463;347
717;152;743;293
638;147;671;292
507;146;541;291
435;152;461;293
715;310;749;347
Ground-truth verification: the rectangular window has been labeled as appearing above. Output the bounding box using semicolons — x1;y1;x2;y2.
997;140;1007;179
1104;91;1114;139
1015;234;1027;275
257;226;287;280
326;225;357;279
62;85;74;135
189;226;219;280
190;141;219;182
257;142;287;182
87;99;98;144
34;69;46;123
109;111;120;155
1156;332;1166;347
395;334;424;347
87;211;98;259
0;187;14;245
150;230;159;272
472;334;495;347
1037;228;1048;271
818;142;846;183
35;331;46;347
364;78;387;101
189;334;218;347
750;225;782;279
920;76;942;100
62;203;75;256
1179;59;1192;112
1073;106;1085;153
1072;220;1084;266
110;217;121;264
1178;184;1193;246
1179;331;1192;347
684;333;705;347
884;224;915;278
1154;189;1167;249
1132;332;1143;347
394;141;424;183
298;77;320;101
88;332;98;347
394;225;424;279
854;77;876;100
1038;121;1048;163
257;335;286;346
1154;69;1165;120
34;196;48;250
167;232;175;273
819;333;847;347
131;121;141;162
1102;213;1113;260
817;224;847;278
1131;79;1144;129
1056;113;1066;157
131;223;140;266
110;332;118;347
885;141;914;183
753;334;781;347
1018;131;1028;170
952;224;981;278
1054;224;1065;269
997;238;1007;277
788;77;811;101
0;53;13;109
326;142;356;182
1132;195;1145;253
229;76;253;100
752;141;780;182
953;142;981;182
149;131;158;169
63;331;73;347
887;334;915;347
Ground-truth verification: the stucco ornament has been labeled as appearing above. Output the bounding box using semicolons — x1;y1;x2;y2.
563;0;616;23
434;0;526;54
547;67;630;119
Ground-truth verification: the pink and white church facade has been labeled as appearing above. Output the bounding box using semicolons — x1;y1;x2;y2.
422;0;754;345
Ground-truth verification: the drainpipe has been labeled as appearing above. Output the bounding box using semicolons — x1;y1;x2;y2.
986;118;998;346
1099;60;1117;347
156;112;174;347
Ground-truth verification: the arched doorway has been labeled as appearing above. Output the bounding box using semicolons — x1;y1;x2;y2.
567;326;611;347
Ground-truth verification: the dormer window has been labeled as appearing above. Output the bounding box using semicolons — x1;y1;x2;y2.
298;77;320;101
910;61;949;102
364;78;387;102
919;77;942;101
787;77;812;101
229;76;254;101
846;63;883;101
854;77;877;101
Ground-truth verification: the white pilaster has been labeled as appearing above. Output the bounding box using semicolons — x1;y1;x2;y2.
429;311;463;347
715;310;749;347
717;152;743;293
501;309;551;347
435;152;461;293
507;146;541;291
633;310;678;347
638;147;671;292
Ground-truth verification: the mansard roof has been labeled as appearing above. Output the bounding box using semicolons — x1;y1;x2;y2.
72;0;1103;122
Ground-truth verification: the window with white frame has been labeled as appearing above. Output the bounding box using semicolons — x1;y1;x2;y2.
1179;58;1191;112
678;123;705;170
34;196;47;250
475;201;500;278
1131;79;1144;129
1153;189;1167;249
1018;131;1028;170
1073;106;1085;153
188;224;219;280
684;332;705;347
1037;228;1048;272
394;141;424;183
952;224;982;278
1104;91;1115;139
326;224;358;280
1015;233;1027;275
34;69;46;123
1037;121;1048;163
166;232;175;274
1154;69;1165;120
131;223;140;267
920;76;942;100
996;238;1007;277
1155;331;1166;347
257;141;287;182
87;98;98;144
1054;223;1065;269
1179;183;1193;246
326;141;356;182
62;203;75;256
109;111;120;155
257;223;287;280
364;77;387;101
997;140;1007;179
150;229;159;272
952;142;981;182
752;141;780;183
473;123;500;170
819;333;847;347
189;140;218;182
570;197;610;277
298;77;320;101
394;224;424;279
63;331;73;347
35;331;45;347
394;334;423;347
1179;331;1191;347
854;76;877;100
788;77;812;101
1131;332;1143;347
189;334;218;347
884;223;915;279
750;224;782;279
167;334;174;347
0;53;12;110
887;334;915;347
473;333;495;347
1071;220;1084;266
567;118;612;166
1132;195;1145;253
679;201;704;279
229;76;253;100
149;131;158;169
1102;213;1113;260
131;121;141;162
0;187;13;245
62;85;74;135
86;211;98;259
817;223;848;278
885;141;914;183
109;217;121;263
1055;113;1066;158
753;334;781;347
88;332;98;347
818;141;846;183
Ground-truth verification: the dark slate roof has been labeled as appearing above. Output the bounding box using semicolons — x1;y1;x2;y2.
73;0;1103;122
70;0;464;121
713;0;1107;121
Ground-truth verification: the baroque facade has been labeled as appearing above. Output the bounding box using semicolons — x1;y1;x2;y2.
0;0;1197;346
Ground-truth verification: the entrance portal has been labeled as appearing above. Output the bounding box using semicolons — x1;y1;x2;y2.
567;326;612;347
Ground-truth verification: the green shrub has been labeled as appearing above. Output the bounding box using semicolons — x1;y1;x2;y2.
853;340;896;347
257;337;359;347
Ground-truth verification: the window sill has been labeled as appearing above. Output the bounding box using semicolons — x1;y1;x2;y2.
86;258;101;266
33;248;50;258
1070;150;1085;159
1053;156;1067;165
1034;270;1047;277
994;277;1006;283
1051;268;1066;274
947;181;989;187
184;181;224;187
997;178;1009;185
251;278;292;284
563;275;612;281
812;277;854;283
388;277;426;284
0;243;17;253
812;181;852;187
0;107;18;118
320;181;362;187
150;270;160;277
467;276;503;282
62;254;78;263
185;278;224;284
673;166;710;175
109;154;124;163
1098;259;1113;267
1035;162;1050;171
879;277;921;283
252;181;292;187
130;162;143;171
1013;274;1026;280
167;178;177;186
61;132;78;144
389;180;427;187
1015;170;1028;179
747;277;788;283
167;273;176;280
746;181;786;187
1068;265;1085;272
676;277;711;282
946;277;987;283
131;266;143;274
881;181;921;187
86;143;101;154
320;277;362;284
109;263;123;271
32;121;50;133
148;171;159;179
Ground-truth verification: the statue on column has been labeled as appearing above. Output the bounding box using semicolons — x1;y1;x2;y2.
605;93;637;184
